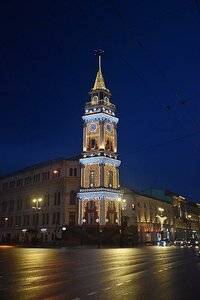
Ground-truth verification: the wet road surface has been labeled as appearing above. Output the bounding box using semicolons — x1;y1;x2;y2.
0;246;200;300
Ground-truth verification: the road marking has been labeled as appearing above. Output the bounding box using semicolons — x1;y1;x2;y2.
164;268;168;270
116;283;123;286
88;292;97;296
158;270;163;272
102;287;111;291
126;280;131;283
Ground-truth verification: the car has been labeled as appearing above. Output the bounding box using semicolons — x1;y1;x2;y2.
186;238;199;247
157;238;172;247
174;238;185;246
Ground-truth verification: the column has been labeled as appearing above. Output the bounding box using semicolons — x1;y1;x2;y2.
78;200;83;225
100;163;104;187
114;124;117;153
83;124;87;151
100;198;105;225
100;121;104;149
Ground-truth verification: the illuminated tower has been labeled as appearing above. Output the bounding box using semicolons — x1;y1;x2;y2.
78;50;122;227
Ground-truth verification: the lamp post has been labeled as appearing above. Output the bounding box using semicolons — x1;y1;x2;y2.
118;199;126;247
32;198;42;243
156;208;167;240
187;214;191;238
96;218;101;248
4;217;8;244
82;218;86;245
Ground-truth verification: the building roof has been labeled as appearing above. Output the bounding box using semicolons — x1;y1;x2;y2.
142;189;173;204
0;155;81;179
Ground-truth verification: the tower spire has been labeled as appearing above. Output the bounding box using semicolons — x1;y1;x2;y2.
92;49;109;91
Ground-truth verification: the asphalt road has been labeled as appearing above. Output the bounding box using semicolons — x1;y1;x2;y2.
0;245;200;300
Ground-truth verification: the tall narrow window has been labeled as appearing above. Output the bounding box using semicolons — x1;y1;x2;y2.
74;168;77;176
90;138;97;150
69;168;73;176
88;200;94;209
89;171;95;187
70;191;76;205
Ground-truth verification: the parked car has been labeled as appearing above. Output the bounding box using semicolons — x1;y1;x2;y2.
174;238;185;246
157;238;172;247
186;238;199;247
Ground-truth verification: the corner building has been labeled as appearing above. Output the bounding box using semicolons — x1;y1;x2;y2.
78;54;123;227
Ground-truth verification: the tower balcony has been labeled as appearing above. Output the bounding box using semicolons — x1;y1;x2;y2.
78;187;123;201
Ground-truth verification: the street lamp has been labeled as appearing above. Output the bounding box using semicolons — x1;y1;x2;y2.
32;198;42;243
156;208;167;240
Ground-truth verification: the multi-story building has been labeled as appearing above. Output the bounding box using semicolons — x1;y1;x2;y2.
123;187;174;244
78;50;123;231
123;187;200;244
0;157;80;244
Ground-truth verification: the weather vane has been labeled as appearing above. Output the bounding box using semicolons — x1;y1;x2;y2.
94;49;104;70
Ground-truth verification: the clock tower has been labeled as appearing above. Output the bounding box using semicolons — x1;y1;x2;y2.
78;50;123;227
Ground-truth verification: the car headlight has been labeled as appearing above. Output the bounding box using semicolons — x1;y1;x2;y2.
181;241;183;244
195;241;198;244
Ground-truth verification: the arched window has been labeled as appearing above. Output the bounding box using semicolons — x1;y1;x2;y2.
105;139;113;151
69;191;76;205
90;138;97;150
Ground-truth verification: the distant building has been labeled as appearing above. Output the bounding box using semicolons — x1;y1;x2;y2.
123;187;174;244
0;157;80;244
123;188;200;244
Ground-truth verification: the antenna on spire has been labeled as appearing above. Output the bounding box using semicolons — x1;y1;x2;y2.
94;49;104;71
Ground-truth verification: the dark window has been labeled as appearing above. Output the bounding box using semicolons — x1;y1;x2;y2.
70;191;76;205
69;168;73;176
90;138;97;150
74;168;77;176
69;212;76;226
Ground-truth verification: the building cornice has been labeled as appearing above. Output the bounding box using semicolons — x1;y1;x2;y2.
80;156;121;167
82;113;119;124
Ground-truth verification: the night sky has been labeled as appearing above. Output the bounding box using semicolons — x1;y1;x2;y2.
1;0;200;202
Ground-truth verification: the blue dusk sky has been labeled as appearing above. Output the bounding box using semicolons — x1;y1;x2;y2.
1;0;200;202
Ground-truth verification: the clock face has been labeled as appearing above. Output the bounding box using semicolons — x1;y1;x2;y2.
89;123;97;132
106;124;112;133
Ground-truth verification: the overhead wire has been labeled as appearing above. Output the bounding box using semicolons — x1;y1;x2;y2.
71;0;200;153
107;0;200;148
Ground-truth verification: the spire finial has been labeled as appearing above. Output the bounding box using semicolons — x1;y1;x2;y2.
94;49;104;71
92;49;109;91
